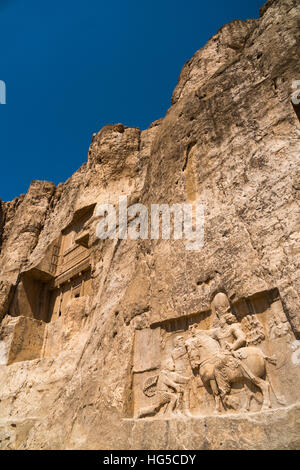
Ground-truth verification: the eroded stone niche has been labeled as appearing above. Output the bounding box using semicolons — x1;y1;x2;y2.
0;204;95;364
0;316;45;365
9;269;53;323
132;289;300;419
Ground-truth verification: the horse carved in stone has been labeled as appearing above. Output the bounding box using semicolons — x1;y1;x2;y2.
186;331;281;413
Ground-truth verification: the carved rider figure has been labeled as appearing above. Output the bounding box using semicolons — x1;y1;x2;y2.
206;293;257;402
184;293;280;413
206;292;246;355
185;293;253;406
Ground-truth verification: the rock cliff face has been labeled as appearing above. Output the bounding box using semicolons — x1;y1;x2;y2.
0;0;300;449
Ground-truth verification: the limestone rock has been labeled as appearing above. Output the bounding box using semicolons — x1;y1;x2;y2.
0;0;299;450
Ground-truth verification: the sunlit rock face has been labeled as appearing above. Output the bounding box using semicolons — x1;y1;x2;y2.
0;0;300;450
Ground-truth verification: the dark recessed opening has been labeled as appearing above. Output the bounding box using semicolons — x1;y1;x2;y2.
292;102;300;122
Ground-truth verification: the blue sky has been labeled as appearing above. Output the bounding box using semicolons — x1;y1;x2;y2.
0;0;263;201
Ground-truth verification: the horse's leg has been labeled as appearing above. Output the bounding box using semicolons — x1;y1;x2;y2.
244;389;263;411
210;379;222;413
255;378;271;410
241;370;271;410
263;379;272;410
244;390;252;412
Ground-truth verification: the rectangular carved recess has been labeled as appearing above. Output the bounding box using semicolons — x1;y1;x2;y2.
131;288;300;419
8;204;95;324
0;205;95;365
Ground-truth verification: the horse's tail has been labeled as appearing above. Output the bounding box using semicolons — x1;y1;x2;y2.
263;354;286;406
268;376;286;406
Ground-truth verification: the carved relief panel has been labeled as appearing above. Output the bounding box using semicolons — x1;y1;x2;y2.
132;289;300;419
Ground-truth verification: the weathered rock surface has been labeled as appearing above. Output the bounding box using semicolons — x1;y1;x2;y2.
0;0;299;449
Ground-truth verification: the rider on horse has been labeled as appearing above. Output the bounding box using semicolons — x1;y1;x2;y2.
187;293;259;403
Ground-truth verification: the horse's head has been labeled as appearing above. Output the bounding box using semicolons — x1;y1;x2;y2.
196;331;220;351
186;330;220;369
